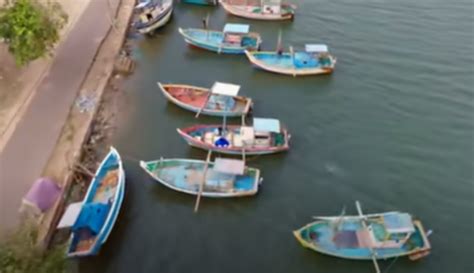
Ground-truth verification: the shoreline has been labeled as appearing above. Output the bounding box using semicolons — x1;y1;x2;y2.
35;0;136;247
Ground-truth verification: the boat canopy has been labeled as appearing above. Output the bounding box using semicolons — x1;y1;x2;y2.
214;158;245;175
223;23;250;34
382;212;415;234
253;118;281;133
305;44;329;53
211;82;241;96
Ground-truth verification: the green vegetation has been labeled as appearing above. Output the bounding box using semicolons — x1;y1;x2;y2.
0;223;67;273
0;0;68;66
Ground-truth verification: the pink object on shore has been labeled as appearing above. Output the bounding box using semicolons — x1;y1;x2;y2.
23;177;62;212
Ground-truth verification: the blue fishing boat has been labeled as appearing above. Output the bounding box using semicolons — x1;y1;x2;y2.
294;202;432;272
64;147;125;257
245;44;336;76
181;0;217;5
178;23;262;54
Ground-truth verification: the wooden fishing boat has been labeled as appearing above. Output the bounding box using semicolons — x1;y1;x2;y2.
157;82;252;117
245;44;337;76
134;0;173;34
140;157;261;197
178;23;261;54
177;118;290;155
293;202;432;272
181;0;217;5
64;147;125;257
219;0;296;21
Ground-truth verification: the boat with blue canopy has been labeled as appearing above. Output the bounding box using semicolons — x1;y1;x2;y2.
178;23;262;54
245;44;337;76
293;201;432;273
58;147;125;257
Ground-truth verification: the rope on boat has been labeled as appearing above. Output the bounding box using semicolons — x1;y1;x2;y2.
382;256;400;273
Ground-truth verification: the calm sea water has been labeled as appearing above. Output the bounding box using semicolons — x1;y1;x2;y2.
78;0;473;272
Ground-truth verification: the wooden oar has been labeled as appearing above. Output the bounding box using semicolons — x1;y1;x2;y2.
195;89;213;118
194;150;212;213
289;45;296;77
355;201;381;273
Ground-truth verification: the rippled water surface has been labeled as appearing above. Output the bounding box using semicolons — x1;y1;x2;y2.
79;1;473;272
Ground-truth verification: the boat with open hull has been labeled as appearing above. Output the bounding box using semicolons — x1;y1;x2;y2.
219;0;296;21
140;157;261;197
178;23;261;54
157;82;252;117
245;44;336;76
293;202;431;272
66;147;125;257
177;118;290;155
134;0;173;34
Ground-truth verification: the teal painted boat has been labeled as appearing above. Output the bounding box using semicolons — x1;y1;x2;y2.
178;23;261;54
140;157;262;197
294;202;432;272
245;44;336;76
65;147;125;257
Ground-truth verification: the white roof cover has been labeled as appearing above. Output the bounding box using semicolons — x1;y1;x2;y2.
57;202;83;229
211;82;241;96
383;212;415;233
253;118;281;133
223;23;250;34
263;0;282;4
305;44;329;53
214;158;245;175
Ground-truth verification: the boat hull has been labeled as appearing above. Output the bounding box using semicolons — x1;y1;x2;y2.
178;28;261;54
137;7;173;34
157;82;252;117
220;1;295;21
177;124;290;155
293;218;431;260
140;159;261;197
66;147;126;258
245;51;336;76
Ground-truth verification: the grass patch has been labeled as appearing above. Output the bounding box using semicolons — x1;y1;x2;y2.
0;223;67;273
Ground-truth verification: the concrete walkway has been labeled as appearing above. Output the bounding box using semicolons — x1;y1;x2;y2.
0;0;120;232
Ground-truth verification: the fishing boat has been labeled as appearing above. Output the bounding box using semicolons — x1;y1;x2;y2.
219;0;296;21
245;44;337;76
181;0;217;5
134;0;173;34
177;118;290;155
157;81;252;117
63;147;125;257
293;202;432;273
140;156;261;198
178;23;262;54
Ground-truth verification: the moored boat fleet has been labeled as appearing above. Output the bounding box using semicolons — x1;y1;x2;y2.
56;1;433;272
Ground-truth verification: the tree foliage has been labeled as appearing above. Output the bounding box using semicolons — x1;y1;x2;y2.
0;0;68;66
0;223;67;273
